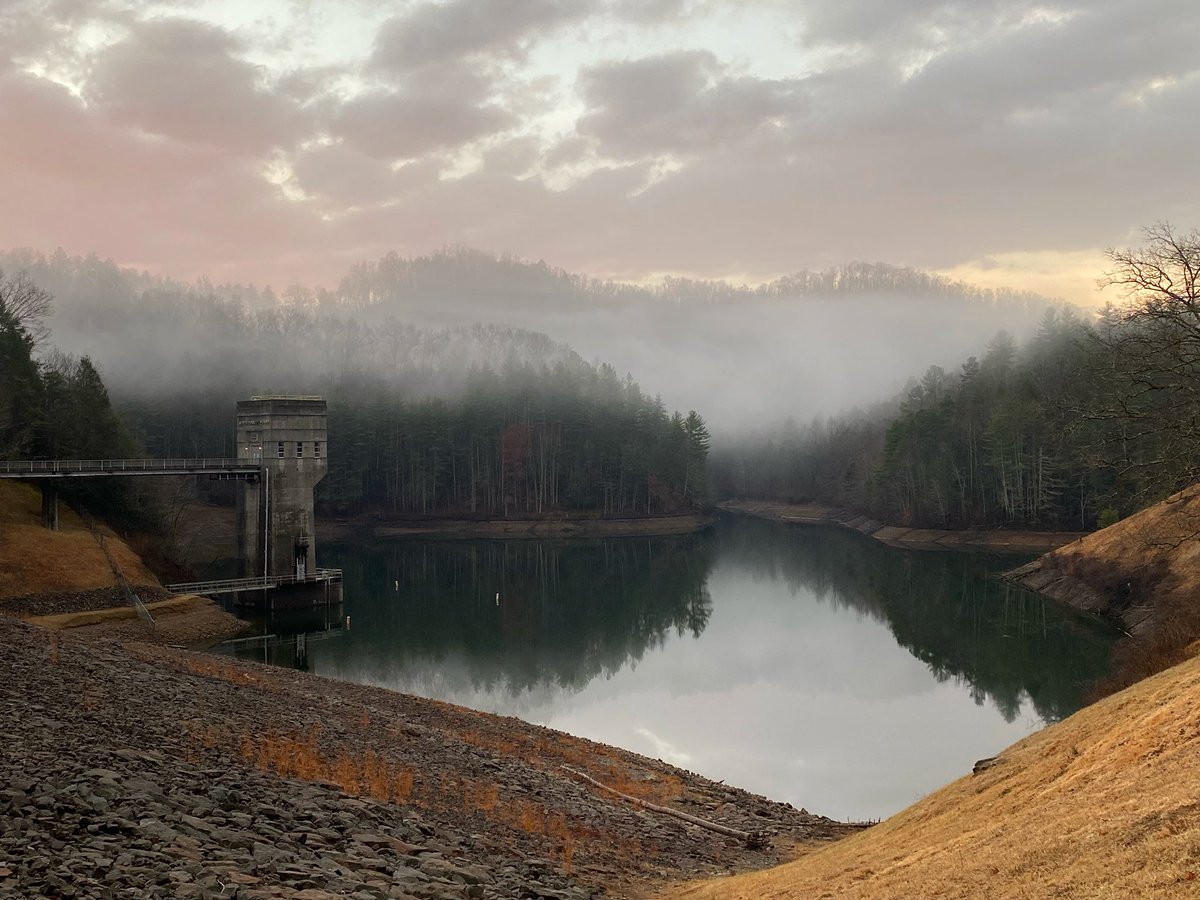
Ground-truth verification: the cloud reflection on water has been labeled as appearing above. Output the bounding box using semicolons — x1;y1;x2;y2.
265;519;1112;820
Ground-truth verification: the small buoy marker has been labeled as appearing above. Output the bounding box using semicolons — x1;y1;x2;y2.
345;615;351;630
495;592;500;606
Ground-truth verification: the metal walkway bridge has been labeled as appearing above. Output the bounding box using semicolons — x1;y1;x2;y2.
0;458;261;479
3;453;341;609
166;569;343;598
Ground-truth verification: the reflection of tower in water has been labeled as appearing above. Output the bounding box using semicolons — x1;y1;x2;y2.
294;632;308;671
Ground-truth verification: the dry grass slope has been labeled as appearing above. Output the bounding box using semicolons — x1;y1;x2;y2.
0;481;158;598
659;647;1200;899
0;481;245;643
1010;484;1200;692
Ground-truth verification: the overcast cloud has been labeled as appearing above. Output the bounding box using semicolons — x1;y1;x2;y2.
0;0;1196;299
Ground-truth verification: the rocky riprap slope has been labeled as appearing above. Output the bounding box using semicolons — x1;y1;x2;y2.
0;585;173;618
0;618;855;899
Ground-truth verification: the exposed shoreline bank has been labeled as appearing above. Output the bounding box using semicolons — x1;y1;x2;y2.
318;511;714;542
720;499;1085;553
0;613;858;898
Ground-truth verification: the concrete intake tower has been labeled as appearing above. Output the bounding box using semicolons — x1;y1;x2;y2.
235;396;327;582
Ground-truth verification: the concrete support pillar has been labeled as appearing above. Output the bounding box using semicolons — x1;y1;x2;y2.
40;483;59;531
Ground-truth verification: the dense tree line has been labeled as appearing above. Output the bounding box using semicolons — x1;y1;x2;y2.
716;225;1200;531
0;254;711;519
0;270;135;462
0;270;147;525
0;245;1056;523
82;316;712;519
319;364;710;518
714;312;1129;530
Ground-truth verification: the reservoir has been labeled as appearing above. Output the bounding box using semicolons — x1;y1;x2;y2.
224;515;1115;821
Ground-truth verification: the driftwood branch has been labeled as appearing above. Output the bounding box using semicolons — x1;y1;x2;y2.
559;765;769;849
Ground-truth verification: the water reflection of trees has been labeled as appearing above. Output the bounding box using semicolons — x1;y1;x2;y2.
718;517;1115;723
327;533;715;694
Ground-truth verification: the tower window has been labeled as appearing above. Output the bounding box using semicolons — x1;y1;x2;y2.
296;441;304;458
314;441;321;459
277;441;285;458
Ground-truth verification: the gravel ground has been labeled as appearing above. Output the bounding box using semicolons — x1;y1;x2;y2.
0;585;174;618
0;616;861;899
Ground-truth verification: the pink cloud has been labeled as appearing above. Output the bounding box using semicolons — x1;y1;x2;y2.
86;17;310;155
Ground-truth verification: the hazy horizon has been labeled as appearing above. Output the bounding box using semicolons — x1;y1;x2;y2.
5;246;1063;434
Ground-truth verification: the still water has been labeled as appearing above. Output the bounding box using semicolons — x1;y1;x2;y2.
225;516;1114;820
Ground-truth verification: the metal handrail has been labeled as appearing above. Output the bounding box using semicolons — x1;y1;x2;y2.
219;629;344;650
0;458;260;475
166;568;342;596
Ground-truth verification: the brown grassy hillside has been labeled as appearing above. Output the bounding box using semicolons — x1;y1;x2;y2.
0;481;245;642
0;481;159;598
658;644;1200;900
1007;485;1200;692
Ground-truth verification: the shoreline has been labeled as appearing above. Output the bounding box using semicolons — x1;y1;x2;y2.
0;613;858;898
318;511;715;542
4;482;1195;897
721;500;1086;553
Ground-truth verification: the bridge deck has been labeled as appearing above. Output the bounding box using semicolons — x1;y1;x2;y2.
166;569;343;597
0;458;261;479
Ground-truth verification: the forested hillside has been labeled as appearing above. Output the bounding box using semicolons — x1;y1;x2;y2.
0;270;146;527
319;369;710;518
716;225;1200;532
1;250;711;519
2;247;1058;441
326;249;1057;431
0;245;1063;521
9;230;1194;529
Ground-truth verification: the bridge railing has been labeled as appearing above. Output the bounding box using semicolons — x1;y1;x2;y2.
166;568;343;597
0;458;259;475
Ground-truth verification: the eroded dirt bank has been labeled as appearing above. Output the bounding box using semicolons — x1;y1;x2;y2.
0;617;857;899
1004;485;1200;692
721;500;1084;552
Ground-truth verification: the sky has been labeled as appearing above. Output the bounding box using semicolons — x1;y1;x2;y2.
2;0;1197;303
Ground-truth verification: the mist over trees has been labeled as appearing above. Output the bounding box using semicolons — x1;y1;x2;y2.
1;249;713;518
717;224;1200;531
9;224;1200;533
4;248;1056;433
8;230;1197;529
326;248;1059;433
317;365;711;518
0;245;1058;521
0;269;145;525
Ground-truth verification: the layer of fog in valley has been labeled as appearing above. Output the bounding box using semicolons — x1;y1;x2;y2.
3;248;1060;440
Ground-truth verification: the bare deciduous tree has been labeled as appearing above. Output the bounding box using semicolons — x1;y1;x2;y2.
1088;223;1200;499
0;269;53;349
1101;221;1200;323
